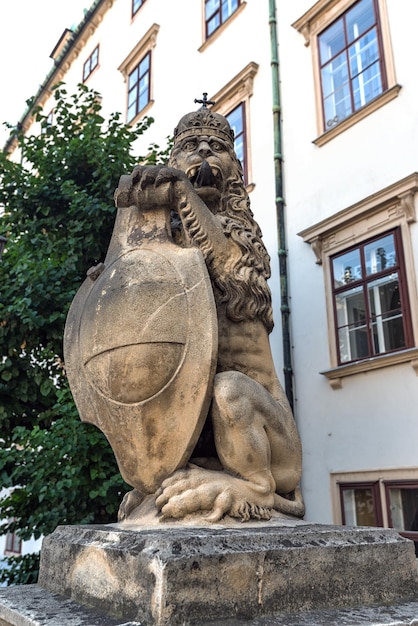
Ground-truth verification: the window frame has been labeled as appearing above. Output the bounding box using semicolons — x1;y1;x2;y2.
330;227;413;365
339;481;383;527
205;0;241;39
118;24;159;124
384;480;418;548
4;522;22;556
82;45;99;83
132;0;146;18
209;62;258;190
200;1;246;50
332;469;418;556
298;173;418;388
126;51;151;123
225;102;247;184
292;0;400;145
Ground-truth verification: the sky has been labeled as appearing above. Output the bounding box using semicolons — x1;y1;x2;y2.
0;0;91;147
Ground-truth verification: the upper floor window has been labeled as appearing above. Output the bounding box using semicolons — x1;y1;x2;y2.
331;229;413;365
205;0;240;38
226;103;247;183
292;0;400;145
118;24;159;124
83;45;99;83
319;0;385;130
299;173;418;388
132;0;146;17
127;52;151;123
210;62;258;189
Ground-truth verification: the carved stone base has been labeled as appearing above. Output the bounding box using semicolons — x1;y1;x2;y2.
33;517;418;625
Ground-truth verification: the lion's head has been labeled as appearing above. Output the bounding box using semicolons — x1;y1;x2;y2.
168;109;274;333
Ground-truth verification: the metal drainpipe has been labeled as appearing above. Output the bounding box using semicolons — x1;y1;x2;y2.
268;0;294;412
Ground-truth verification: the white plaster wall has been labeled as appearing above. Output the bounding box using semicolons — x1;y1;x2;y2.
278;0;418;522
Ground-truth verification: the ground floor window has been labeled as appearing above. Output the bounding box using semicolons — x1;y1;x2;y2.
336;474;418;556
4;522;22;555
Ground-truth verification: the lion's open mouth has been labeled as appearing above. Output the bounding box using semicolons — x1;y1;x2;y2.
187;161;222;190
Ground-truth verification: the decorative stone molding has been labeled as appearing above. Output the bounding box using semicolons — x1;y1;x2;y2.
321;347;418;389
118;23;160;81
299;173;418;387
299;173;418;263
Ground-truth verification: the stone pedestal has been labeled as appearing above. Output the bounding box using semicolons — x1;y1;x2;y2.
32;517;418;625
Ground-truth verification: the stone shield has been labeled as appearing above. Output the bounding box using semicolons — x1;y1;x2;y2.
64;207;217;494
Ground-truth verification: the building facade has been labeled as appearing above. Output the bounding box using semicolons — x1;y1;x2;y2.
5;0;418;554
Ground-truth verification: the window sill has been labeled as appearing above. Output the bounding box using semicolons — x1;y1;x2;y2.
313;85;402;147
321;347;418;389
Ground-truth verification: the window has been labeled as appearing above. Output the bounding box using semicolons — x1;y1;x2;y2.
5;525;22;555
292;0;400;144
127;52;151;123
118;24;159;124
319;0;385;129
210;62;258;188
41;110;54;135
334;473;418;557
385;482;418;554
340;482;383;526
226;103;247;183
299;173;418;388
83;45;99;83
132;0;146;17
331;229;413;364
205;0;240;38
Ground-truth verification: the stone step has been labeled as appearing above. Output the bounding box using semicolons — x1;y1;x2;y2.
1;585;418;626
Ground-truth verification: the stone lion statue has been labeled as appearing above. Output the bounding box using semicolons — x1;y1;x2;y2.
113;103;305;522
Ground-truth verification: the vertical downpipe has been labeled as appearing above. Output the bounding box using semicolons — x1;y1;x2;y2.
269;0;294;412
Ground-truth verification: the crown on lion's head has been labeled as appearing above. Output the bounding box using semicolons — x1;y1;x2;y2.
173;110;235;148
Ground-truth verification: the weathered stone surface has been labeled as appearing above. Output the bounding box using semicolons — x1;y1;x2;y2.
2;584;418;625
37;520;418;625
64;198;218;495
64;102;305;524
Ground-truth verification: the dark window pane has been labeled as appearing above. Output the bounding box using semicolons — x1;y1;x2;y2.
387;487;418;532
342;487;377;526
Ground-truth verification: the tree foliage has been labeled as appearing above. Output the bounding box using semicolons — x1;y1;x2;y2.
0;83;168;584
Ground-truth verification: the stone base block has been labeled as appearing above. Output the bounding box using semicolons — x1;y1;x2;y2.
35;519;418;625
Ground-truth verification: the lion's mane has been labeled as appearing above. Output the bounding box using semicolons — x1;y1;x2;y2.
169;148;274;333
